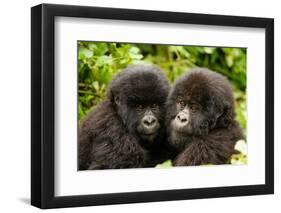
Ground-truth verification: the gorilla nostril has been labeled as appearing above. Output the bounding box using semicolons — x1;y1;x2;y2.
177;114;188;123
144;120;150;126
181;118;187;123
143;116;156;127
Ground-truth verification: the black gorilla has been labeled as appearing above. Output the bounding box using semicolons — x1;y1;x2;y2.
79;65;169;170
166;68;244;166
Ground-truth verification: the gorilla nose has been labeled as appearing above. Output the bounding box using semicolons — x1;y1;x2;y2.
176;113;188;124
143;116;156;128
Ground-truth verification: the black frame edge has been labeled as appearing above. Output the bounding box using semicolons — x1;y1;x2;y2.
40;3;271;28
47;184;272;209
31;3;274;209
31;4;43;208
265;19;274;194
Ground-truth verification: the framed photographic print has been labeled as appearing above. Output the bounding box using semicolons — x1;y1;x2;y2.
31;3;274;209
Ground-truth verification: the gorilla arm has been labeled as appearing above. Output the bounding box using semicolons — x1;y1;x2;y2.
88;135;147;169
173;122;242;166
79;105;148;170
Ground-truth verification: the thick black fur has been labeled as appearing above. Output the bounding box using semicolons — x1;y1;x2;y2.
166;68;244;166
79;65;169;170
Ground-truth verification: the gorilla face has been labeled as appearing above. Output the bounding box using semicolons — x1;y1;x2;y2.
166;69;234;138
109;65;169;147
130;101;161;141
113;90;166;147
169;94;212;136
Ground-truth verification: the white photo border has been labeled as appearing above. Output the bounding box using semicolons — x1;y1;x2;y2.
54;17;265;196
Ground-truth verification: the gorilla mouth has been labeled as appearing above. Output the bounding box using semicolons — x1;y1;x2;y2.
142;132;156;136
137;129;158;139
171;118;188;129
171;119;193;135
137;123;160;137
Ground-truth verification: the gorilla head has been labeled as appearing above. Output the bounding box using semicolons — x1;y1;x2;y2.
166;68;235;140
165;68;243;166
108;65;169;147
79;65;170;170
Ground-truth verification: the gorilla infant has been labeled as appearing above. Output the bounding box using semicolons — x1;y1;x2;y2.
166;68;244;166
79;65;169;170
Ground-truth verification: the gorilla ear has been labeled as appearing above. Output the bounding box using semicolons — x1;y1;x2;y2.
216;105;233;127
109;89;121;106
114;96;120;106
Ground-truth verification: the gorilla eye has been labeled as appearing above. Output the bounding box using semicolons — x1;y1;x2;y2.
194;95;201;101
178;100;185;107
151;103;158;109
189;103;200;111
136;104;144;110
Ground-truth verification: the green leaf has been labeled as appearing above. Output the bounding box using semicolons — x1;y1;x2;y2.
79;47;93;58
203;47;215;54
95;55;112;67
226;55;234;67
155;160;172;168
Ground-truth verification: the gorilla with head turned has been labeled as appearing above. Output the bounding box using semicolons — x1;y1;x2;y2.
166;68;244;166
79;65;169;170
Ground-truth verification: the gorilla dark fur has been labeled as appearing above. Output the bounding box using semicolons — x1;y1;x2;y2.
79;65;169;170
166;68;244;166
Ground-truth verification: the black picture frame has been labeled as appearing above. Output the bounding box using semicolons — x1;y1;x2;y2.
31;3;274;209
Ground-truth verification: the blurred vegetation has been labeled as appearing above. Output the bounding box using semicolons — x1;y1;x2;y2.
78;41;247;166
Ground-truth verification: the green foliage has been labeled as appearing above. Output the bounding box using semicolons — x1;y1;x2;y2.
78;42;146;119
230;140;247;164
78;41;247;165
155;160;173;169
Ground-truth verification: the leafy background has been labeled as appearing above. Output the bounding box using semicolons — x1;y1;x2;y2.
78;42;247;166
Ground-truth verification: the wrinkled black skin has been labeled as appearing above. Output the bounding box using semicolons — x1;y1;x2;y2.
79;65;169;170
166;68;244;166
